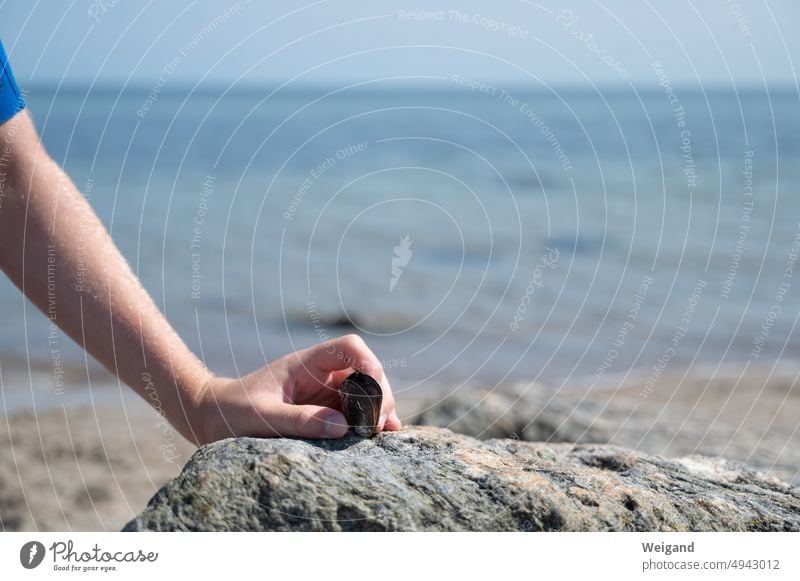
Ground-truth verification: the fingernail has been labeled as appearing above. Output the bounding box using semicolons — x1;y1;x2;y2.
320;410;348;438
378;413;387;431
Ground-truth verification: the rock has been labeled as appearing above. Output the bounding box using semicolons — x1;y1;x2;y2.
411;384;608;443
124;427;800;532
411;384;800;486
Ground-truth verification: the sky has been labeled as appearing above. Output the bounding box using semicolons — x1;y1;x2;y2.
1;0;799;90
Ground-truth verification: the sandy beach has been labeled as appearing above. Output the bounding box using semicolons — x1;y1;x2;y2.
0;397;195;531
1;366;798;531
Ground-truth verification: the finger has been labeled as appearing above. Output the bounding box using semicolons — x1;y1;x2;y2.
302;334;400;433
251;402;348;439
384;410;402;431
302;334;384;377
376;374;396;433
320;345;400;432
294;374;343;409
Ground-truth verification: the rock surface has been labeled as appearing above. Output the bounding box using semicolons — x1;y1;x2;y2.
412;380;800;485
125;426;800;532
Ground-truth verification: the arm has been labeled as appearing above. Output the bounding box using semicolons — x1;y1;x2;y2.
0;110;401;444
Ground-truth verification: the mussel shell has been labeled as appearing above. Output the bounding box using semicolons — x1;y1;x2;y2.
339;371;383;437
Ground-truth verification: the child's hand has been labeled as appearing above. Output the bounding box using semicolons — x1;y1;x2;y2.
191;334;401;444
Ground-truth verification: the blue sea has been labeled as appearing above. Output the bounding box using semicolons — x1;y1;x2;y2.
2;84;800;409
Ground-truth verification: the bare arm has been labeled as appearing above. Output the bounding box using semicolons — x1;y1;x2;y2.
0;110;400;444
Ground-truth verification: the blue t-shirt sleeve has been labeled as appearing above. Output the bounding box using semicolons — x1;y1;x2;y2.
0;40;26;124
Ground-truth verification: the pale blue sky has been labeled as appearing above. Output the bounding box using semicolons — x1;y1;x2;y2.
1;0;798;88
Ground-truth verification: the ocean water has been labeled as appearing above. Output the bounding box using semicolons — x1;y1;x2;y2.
2;84;800;406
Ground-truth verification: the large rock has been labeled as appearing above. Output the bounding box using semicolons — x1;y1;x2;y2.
411;382;800;485
410;384;604;442
124;427;800;531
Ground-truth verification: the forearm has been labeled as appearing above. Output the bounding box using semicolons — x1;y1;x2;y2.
0;111;211;442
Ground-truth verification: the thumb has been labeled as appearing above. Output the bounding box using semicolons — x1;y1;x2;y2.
265;403;349;439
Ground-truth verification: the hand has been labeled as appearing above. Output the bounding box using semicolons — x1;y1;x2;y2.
191;334;402;444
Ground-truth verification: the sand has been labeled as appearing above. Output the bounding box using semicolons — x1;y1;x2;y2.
0;398;195;531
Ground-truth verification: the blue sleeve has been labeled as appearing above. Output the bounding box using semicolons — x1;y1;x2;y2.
0;40;26;125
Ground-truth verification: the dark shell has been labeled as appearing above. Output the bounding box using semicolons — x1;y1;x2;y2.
339;371;383;437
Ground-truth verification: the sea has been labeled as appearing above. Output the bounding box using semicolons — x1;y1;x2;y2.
2;84;800;411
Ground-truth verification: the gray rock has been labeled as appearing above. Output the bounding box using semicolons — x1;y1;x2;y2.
411;384;608;443
124;427;800;531
411;385;800;485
